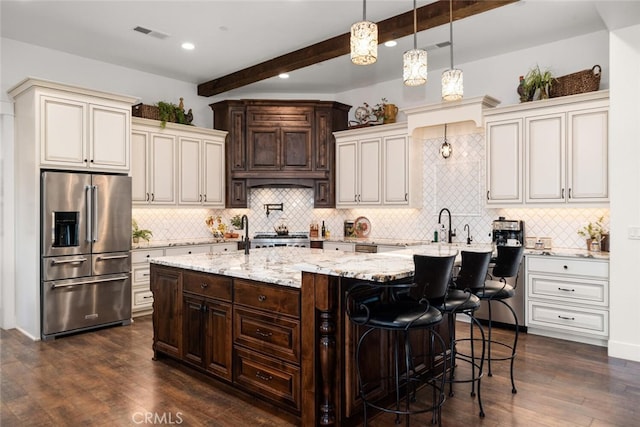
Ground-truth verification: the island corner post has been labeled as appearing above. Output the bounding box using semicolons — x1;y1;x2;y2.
301;271;341;426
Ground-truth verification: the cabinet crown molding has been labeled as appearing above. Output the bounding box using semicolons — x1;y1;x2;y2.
402;95;501;136
8;77;138;105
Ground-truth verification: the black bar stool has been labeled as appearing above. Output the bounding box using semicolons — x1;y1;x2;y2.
440;250;493;418
470;245;525;394
346;253;455;426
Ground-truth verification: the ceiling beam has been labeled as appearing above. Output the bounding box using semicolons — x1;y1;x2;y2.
197;0;518;97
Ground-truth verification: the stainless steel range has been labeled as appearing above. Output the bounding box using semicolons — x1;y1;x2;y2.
251;232;310;249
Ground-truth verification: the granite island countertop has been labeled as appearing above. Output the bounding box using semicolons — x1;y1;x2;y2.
149;243;609;289
150;245;460;289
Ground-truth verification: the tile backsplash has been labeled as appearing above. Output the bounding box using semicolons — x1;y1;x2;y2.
132;131;609;249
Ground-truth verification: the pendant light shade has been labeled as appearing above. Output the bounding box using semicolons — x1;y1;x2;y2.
403;0;427;86
351;1;378;65
442;0;463;101
442;69;463;101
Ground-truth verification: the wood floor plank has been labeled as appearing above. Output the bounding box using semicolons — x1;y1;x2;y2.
1;316;639;426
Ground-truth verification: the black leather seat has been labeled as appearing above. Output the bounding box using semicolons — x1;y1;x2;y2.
469;245;525;394
346;253;456;426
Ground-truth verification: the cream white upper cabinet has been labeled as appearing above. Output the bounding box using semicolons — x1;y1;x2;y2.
178;136;225;207
132;118;226;207
567;107;608;201
525;112;566;203
334;122;421;208
132;119;176;205
383;135;409;205
485;118;523;204
34;85;133;172
201;138;225;207
485;90;609;207
335;138;381;206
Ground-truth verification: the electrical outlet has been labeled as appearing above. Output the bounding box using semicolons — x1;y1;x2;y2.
628;226;640;239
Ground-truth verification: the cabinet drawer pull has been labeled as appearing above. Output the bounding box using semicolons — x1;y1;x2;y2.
142;273;150;277
257;294;267;302
558;315;575;321
143;295;153;299
255;329;273;338
255;371;273;382
200;282;208;289
557;287;575;292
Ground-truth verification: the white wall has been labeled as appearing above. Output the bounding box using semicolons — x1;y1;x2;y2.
608;24;640;362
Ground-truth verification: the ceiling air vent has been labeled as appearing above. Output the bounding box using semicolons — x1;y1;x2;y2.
133;26;170;40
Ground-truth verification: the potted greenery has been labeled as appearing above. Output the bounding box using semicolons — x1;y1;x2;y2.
230;214;243;230
156;101;191;128
523;65;555;101
577;215;608;251
132;219;152;244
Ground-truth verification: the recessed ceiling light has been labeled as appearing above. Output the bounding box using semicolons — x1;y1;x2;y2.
181;42;195;50
384;40;397;47
278;73;290;79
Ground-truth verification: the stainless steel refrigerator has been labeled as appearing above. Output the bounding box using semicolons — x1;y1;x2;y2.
41;171;132;340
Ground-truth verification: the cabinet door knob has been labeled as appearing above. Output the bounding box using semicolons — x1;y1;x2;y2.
257;294;267;302
563;265;568;269
200;282;208;288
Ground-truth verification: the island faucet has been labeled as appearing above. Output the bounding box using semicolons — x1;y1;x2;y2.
438;208;456;244
241;214;250;255
464;224;473;245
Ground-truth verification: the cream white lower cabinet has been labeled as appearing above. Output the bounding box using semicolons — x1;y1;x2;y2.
526;255;609;346
131;242;239;316
131;248;165;316
323;242;355;252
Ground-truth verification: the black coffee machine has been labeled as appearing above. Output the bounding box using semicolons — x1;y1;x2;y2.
492;217;525;246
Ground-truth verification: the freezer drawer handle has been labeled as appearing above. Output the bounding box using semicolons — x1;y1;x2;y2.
557;315;575;321
50;274;128;289
51;257;88;265
96;254;129;261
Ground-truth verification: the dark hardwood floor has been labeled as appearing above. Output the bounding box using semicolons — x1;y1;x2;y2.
2;316;639;426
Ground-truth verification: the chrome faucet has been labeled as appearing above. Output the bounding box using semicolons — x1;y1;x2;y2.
464;224;473;245
438;208;456;244
241;214;250;254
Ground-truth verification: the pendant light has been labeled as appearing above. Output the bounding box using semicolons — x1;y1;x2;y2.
403;0;427;86
351;0;378;65
440;124;452;158
441;0;463;101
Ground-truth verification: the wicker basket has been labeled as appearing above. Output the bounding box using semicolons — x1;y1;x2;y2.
549;65;601;98
132;103;161;120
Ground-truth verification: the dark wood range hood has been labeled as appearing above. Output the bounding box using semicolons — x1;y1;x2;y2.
210;99;351;208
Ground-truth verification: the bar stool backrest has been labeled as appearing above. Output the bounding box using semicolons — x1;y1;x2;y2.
492;245;525;280
412;254;457;305
455;250;493;291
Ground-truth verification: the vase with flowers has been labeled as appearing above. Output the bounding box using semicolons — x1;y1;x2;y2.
577;215;608;251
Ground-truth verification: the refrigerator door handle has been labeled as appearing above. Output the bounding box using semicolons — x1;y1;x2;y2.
85;185;92;242
50;274;129;289
96;254;129;261
51;257;88;265
92;185;98;243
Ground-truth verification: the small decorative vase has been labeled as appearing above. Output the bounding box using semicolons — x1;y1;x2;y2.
589;240;601;252
132;237;139;244
383;104;398;124
539;85;549;100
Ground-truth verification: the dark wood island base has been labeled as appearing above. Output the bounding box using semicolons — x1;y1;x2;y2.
151;264;448;426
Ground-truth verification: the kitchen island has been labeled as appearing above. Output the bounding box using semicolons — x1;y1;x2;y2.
149;245;458;426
